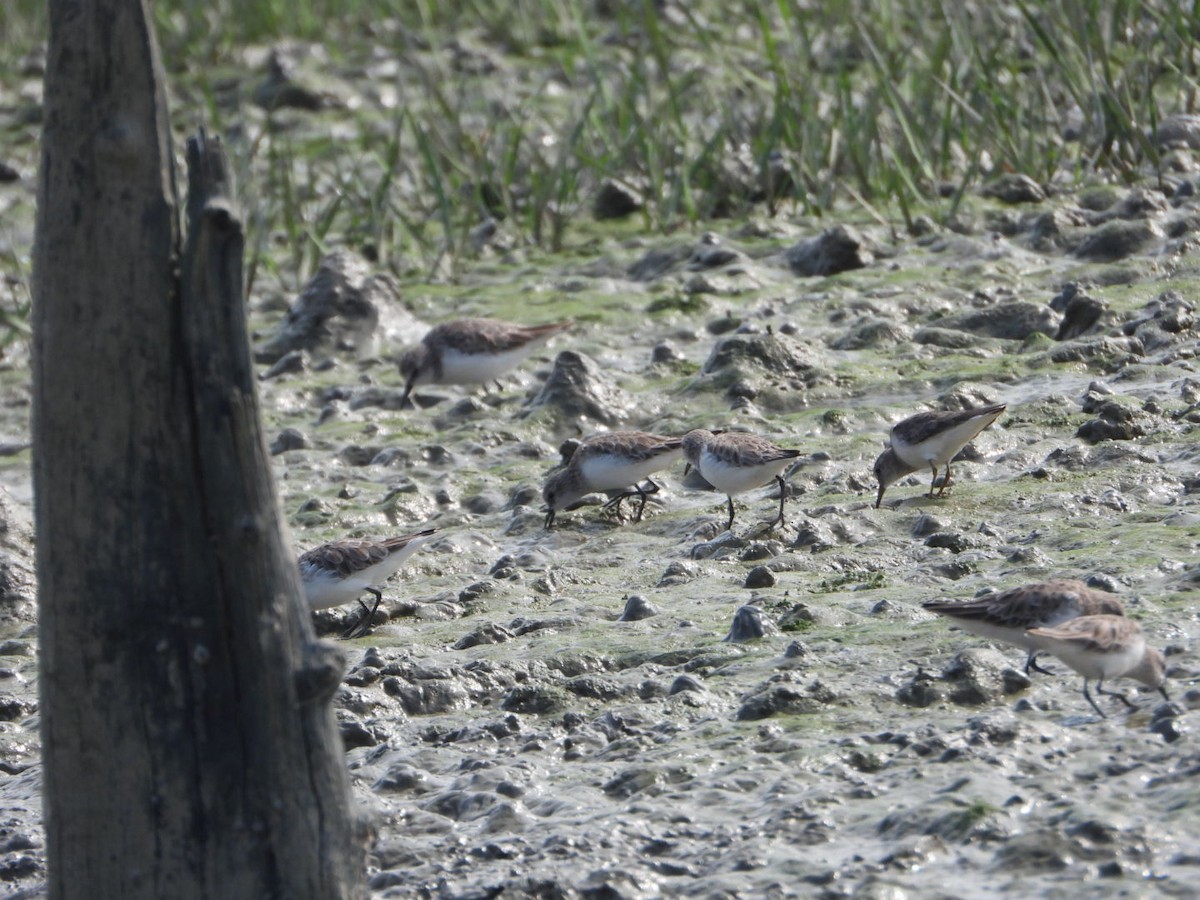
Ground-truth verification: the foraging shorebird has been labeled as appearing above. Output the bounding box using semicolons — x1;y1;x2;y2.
681;429;802;531
398;318;571;408
543;431;684;528
1026;615;1169;718
873;403;1005;507
923;580;1125;675
299;529;438;638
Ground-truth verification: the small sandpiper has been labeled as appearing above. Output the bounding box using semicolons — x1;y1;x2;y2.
1025;614;1169;718
398;317;571;408
299;528;438;638
543;431;684;528
923;580;1125;675
681;429;802;531
873;403;1005;507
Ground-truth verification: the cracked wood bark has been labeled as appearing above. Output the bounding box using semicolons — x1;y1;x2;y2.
32;2;364;897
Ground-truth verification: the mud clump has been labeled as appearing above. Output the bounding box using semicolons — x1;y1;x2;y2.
785;224;873;276
593;178;645;220
736;676;837;720
0;487;36;622
1123;291;1196;353
618;595;659;621
941;649;1030;705
522;350;633;427
831;318;913;350
1051;284;1109;340
1075;401;1152;443
725;603;779;640
696;332;830;408
255;251;423;364
982;173;1047;204
937;300;1058;341
1073;219;1163;261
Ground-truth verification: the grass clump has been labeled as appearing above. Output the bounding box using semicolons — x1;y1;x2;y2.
646;293;707;315
5;0;1200;299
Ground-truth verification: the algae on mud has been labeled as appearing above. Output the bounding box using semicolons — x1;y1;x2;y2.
3;1;1200;896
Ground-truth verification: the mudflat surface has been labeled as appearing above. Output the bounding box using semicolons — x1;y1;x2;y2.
1;27;1200;900
1;202;1199;897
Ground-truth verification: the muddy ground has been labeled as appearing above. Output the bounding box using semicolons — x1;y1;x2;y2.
2;44;1200;900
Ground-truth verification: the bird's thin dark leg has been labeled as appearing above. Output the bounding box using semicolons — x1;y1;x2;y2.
632;479;660;523
602;492;629;518
399;378;419;410
927;463;939;499
1025;650;1056;676
1096;678;1137;709
602;481;661;524
615;493;628;518
767;475;787;529
936;463;953;498
1082;679;1107;718
603;489;650;524
343;588;383;639
725;495;736;531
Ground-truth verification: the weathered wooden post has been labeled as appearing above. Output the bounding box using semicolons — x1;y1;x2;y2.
33;2;364;896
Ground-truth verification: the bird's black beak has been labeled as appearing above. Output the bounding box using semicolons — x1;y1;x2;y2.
1159;686;1171;701
544;509;555;529
874;484;886;509
399;376;416;409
